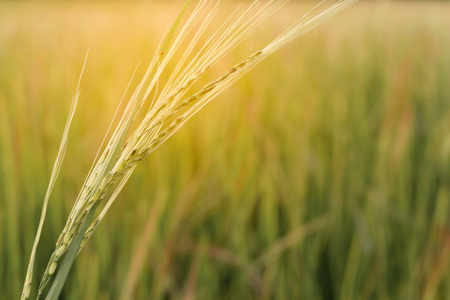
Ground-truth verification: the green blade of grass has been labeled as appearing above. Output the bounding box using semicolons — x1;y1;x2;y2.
159;0;191;58
20;51;89;300
43;205;97;300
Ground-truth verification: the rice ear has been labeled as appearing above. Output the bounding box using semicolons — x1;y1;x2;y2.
23;1;358;298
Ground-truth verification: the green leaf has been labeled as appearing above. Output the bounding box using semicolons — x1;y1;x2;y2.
159;0;190;58
44;206;97;300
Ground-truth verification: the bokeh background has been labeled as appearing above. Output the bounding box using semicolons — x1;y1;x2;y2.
1;1;450;299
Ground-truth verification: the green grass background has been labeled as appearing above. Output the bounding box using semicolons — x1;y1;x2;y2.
1;2;450;299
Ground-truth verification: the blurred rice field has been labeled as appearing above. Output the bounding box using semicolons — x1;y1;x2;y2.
1;1;450;299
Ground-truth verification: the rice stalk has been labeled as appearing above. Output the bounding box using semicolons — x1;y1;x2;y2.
21;0;357;298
